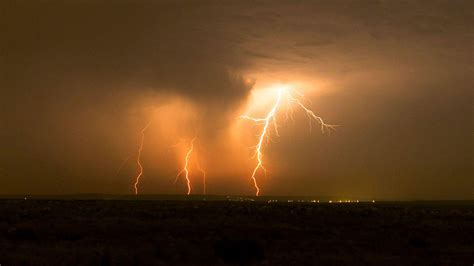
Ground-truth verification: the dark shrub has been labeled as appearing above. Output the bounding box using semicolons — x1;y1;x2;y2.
214;238;265;264
409;236;428;248
7;224;37;240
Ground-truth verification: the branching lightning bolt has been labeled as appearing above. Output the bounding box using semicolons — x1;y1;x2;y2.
133;120;152;195
241;87;336;196
241;89;284;196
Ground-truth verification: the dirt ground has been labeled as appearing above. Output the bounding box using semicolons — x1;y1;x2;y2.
1;199;473;265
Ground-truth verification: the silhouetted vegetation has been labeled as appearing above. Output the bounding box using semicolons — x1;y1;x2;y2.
214;238;265;264
0;199;473;265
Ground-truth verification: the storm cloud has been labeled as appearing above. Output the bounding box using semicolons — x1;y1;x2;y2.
1;0;472;199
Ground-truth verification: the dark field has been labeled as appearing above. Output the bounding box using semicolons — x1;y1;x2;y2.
1;198;473;265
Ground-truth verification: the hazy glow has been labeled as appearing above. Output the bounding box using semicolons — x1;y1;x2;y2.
240;84;335;195
126;96;199;194
128;83;333;196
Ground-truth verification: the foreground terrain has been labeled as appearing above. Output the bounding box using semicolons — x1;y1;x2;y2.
1;198;473;265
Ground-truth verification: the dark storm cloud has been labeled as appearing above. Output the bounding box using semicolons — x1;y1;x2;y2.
1;0;254;105
0;0;472;198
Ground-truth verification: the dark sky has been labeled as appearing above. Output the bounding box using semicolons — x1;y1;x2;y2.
1;0;472;199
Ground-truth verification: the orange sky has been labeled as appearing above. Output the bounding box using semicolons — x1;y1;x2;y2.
1;0;472;199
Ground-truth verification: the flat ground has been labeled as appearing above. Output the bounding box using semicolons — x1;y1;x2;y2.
1;199;473;265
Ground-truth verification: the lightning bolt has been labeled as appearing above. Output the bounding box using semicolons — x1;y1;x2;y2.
241;89;284;196
175;137;195;195
195;156;207;195
241;86;335;196
133;120;152;195
115;155;132;176
290;95;335;134
175;136;207;195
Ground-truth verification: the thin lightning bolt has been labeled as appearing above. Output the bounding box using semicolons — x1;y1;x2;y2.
175;136;207;195
195;156;207;195
176;137;197;195
115;155;132;176
241;87;335;196
133;120;152;195
289;95;336;134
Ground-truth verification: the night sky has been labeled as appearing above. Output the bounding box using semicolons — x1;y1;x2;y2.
1;0;472;199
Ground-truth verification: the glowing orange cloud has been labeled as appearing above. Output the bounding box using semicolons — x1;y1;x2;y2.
127;85;332;196
130;99;201;195
241;85;335;196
